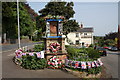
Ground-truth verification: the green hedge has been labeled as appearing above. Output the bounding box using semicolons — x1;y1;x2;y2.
21;54;46;70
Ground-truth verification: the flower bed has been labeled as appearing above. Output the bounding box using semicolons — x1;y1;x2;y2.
65;46;103;75
14;47;46;70
64;59;103;77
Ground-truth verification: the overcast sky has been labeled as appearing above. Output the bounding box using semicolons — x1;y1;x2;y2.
28;1;118;36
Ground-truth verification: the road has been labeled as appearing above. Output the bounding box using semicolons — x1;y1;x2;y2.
2;43;77;78
1;43;120;78
101;50;119;78
2;42;42;52
2;50;77;78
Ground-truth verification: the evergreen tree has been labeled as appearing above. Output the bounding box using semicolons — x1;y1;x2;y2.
63;19;79;35
37;1;79;35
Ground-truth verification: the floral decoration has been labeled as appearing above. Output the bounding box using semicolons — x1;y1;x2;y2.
50;42;60;53
47;56;63;69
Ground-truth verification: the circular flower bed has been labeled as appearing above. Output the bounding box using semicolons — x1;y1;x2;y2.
65;46;103;75
14;48;46;70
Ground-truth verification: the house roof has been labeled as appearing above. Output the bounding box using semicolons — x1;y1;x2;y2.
76;27;93;32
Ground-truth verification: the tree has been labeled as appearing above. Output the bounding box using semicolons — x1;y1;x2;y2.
104;32;118;40
19;3;37;40
63;19;79;35
94;36;116;47
2;2;18;39
37;1;79;36
2;2;37;43
39;2;75;19
103;39;116;46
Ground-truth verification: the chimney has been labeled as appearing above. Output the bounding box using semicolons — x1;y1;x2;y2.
80;22;83;28
118;25;120;33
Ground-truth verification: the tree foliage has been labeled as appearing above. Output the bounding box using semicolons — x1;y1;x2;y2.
2;2;18;39
94;36;116;47
104;32;118;40
2;2;37;40
39;2;75;19
37;1;79;36
63;19;79;35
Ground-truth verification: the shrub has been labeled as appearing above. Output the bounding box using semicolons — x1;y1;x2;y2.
66;46;102;74
85;48;100;59
21;54;47;70
65;45;70;48
87;67;102;74
66;47;78;59
34;44;44;52
67;66;102;74
66;46;100;60
89;44;94;48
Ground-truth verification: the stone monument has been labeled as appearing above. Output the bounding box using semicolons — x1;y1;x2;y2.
43;15;67;63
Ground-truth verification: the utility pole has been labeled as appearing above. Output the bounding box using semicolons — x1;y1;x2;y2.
118;25;120;50
17;0;21;48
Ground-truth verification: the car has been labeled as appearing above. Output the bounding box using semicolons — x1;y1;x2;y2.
103;47;109;49
111;47;118;51
97;47;107;56
108;46;113;50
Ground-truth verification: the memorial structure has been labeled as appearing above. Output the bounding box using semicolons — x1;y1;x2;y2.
43;15;67;63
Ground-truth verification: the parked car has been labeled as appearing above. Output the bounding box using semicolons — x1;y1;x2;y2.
97;47;107;56
103;47;109;49
108;46;113;50
111;47;118;51
108;46;118;51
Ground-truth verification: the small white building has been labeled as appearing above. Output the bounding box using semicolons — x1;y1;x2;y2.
65;24;94;47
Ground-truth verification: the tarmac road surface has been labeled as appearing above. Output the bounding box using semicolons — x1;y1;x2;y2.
101;50;119;78
2;50;77;78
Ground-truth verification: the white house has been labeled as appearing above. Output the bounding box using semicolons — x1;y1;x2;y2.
65;24;94;47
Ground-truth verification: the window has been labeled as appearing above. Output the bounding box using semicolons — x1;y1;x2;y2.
76;40;79;45
76;33;79;37
84;33;87;35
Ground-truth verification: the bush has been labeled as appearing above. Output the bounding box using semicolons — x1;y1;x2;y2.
21;36;29;39
66;47;78;59
89;44;94;48
65;45;70;48
66;46;102;75
21;54;47;70
67;66;102;74
66;47;100;60
34;44;44;52
85;48;100;59
87;67;102;74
